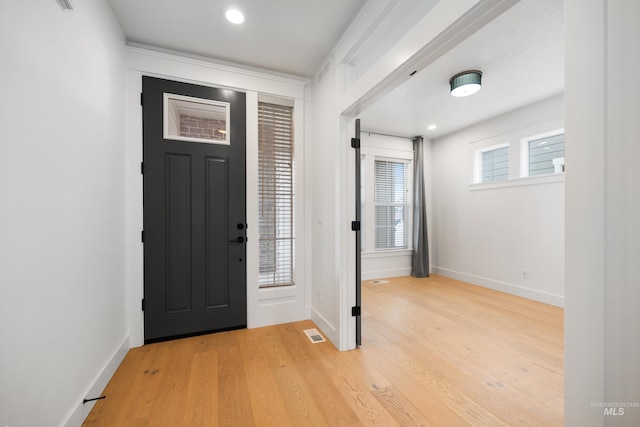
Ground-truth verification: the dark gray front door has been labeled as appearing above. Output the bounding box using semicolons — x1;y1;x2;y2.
143;76;246;343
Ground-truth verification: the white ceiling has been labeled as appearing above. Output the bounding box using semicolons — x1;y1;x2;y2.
107;0;367;77
107;0;564;140
359;0;564;139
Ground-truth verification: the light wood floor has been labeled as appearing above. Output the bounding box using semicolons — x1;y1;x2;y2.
84;275;563;426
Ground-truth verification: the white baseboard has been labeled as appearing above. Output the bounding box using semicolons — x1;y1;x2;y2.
432;266;565;307
362;267;412;281
310;307;338;347
62;335;130;427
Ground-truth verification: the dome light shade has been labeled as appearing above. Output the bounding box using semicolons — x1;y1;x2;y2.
449;70;482;97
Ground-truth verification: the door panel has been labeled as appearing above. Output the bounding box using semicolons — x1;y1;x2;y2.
165;153;192;313
143;76;246;343
204;156;229;308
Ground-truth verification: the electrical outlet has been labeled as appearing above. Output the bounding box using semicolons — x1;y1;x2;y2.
522;269;529;279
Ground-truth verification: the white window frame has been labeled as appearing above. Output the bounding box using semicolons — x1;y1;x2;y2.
361;147;413;254
520;128;565;178
257;100;295;288
473;142;509;184
163;93;231;145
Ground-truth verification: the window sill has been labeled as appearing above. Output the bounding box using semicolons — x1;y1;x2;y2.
469;173;564;191
362;249;412;259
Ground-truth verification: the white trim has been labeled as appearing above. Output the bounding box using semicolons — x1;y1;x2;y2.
126;45;309;97
362;250;412;280
63;336;130;427
310;306;338;346
362;267;411;281
362;249;412;258
163;93;231;145
125;70;145;348
469;172;565;191
432;266;564;307
361;146;413;160
360;147;414;253
473;142;509;183
247;96;308;328
245;91;260;328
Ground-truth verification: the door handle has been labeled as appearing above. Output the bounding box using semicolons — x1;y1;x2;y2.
229;236;245;243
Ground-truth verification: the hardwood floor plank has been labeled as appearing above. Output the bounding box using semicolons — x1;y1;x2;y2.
371;386;431;427
235;328;294;427
147;338;197;426
258;323;330;426
215;332;256;426
84;275;564;426
275;322;363;426
318;348;402;426
363;317;502;427
183;350;219;427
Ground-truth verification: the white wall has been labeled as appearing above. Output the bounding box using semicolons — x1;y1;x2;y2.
0;2;128;426
430;94;565;306
565;0;640;424
307;60;344;346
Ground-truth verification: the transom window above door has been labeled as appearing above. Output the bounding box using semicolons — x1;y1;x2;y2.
163;93;230;145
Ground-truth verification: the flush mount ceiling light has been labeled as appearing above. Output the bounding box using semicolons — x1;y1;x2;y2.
225;9;245;24
55;0;74;10
449;70;482;97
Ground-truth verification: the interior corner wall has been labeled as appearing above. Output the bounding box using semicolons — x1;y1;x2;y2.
0;2;128;426
430;94;565;306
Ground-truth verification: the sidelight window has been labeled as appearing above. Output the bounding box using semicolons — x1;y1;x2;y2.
258;102;295;287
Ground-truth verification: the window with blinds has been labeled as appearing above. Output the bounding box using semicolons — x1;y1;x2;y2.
481;145;509;182
374;160;409;250
258;102;295;288
528;133;564;176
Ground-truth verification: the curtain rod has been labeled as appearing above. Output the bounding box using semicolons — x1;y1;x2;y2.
361;129;418;141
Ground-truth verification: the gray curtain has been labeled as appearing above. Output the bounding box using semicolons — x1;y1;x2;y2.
411;136;430;277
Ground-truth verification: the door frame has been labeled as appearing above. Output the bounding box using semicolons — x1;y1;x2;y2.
335;0;520;350
124;48;309;348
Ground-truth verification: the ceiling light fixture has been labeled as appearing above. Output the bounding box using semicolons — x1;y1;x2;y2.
225;9;245;24
427;124;437;130
449;70;482;97
55;0;74;10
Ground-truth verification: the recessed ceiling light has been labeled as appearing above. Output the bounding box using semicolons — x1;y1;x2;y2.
225;9;245;24
427;124;437;130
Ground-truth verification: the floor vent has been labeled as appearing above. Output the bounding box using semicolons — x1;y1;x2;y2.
370;280;390;285
303;328;326;344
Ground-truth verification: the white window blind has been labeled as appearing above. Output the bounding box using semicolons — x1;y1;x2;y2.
374;160;409;250
482;146;509;182
529;133;564;176
258;102;294;288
